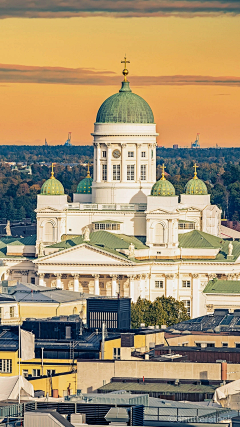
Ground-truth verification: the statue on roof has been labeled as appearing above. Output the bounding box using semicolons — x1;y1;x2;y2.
5;221;11;236
38;241;44;257
128;242;135;259
83;225;90;242
228;241;233;257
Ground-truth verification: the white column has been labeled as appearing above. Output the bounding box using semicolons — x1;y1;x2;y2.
129;275;135;302
192;274;200;318
136;143;141;181
73;274;79;292
38;273;45;287
121;144;127;182
139;274;145;299
107;143;112;183
148;144;152;182
97;143;101;182
56;273;63;289
93;274;100;295
168;219;173;245
93;144;97;181
111;275;118;297
166;274;174;297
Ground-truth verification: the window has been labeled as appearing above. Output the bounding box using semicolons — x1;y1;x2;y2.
182;300;191;317
22;369;28;378
151;150;154;159
47;369;56;377
182;280;191;288
45;222;54;242
178;222;195;230
222;343;228;347
102;151;107;158
236;343;240;348
113;164;120;181
207;343;215;348
155;223;164;244
10;306;14;318
32;369;41;377
127;165;135;181
0;359;12;373
31;277;35;285
155;281;164;289
141;151;146;157
94;223;120;231
196;343;201;348
128;151;134;157
141;165;146;181
102;164;107;181
113;348;121;360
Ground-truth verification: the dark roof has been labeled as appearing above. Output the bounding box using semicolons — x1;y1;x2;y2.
98;381;217;395
166;308;240;333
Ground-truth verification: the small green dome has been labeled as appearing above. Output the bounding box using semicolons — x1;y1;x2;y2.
41;174;64;195
77;177;93;194
185;177;208;195
151;179;175;197
96;81;154;124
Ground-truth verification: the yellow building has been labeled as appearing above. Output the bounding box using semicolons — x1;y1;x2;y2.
0;282;88;324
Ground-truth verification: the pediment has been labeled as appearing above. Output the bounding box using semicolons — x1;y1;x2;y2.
34;243;132;265
147;208;179;214
35;206;66;213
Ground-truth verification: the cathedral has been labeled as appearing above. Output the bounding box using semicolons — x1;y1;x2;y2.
2;60;240;318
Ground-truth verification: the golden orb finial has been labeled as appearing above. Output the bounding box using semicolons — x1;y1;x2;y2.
193;163;199;179
160;164;166;181
121;55;130;82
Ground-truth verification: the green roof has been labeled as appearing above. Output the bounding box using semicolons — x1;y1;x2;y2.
204;279;240;294
77;176;93;194
151;179;175;197
185;177;208;195
96;81;154;124
41;175;64;195
0;235;36;258
47;231;148;260
179;230;223;249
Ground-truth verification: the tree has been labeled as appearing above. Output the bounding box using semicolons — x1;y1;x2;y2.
131;296;189;329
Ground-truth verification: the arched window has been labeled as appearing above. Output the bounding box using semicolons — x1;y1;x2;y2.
44;222;54;242
154;223;165;244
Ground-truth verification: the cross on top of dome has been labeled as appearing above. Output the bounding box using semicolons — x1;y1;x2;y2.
121;55;130;82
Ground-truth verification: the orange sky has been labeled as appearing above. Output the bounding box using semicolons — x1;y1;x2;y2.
1;15;240;147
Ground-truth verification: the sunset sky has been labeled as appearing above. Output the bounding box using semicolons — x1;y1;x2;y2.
1;1;240;147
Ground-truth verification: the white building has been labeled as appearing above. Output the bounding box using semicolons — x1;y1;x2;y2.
2;64;240;318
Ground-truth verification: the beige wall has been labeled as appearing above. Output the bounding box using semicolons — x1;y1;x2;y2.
166;334;240;348
77;360;240;393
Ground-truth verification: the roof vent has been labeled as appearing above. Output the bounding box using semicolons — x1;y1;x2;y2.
105;407;129;425
214;309;229;316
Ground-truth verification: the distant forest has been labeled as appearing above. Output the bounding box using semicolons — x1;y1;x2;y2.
1;145;240;222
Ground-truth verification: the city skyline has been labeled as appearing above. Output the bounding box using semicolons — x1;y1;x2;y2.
1;6;240;146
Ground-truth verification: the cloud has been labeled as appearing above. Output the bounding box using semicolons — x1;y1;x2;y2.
1;0;240;18
1;63;240;88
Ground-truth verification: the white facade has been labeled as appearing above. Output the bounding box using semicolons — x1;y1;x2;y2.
3;78;239;319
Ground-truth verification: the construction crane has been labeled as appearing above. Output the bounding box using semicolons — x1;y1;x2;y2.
64;132;72;146
191;133;200;149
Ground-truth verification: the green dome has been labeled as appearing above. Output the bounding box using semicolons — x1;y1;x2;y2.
151;179;175;197
96;81;154;124
77;176;93;194
185;177;208;195
41;174;64;195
